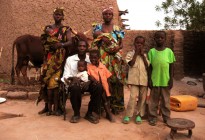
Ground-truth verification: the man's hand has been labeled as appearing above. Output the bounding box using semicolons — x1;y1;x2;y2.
81;81;91;91
71;77;81;86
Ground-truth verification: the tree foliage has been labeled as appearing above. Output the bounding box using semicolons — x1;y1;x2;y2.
155;0;205;30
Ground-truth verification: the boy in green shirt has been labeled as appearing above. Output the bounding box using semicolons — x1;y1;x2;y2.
148;31;176;126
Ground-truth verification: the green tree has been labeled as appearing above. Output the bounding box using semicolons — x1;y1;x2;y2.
155;0;205;30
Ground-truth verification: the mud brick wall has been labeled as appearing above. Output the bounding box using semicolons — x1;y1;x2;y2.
183;31;205;77
1;0;205;80
0;0;119;75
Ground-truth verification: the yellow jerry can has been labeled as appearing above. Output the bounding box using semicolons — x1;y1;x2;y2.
170;95;198;111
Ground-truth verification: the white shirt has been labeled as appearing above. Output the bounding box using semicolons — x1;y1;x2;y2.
61;54;90;83
76;71;89;82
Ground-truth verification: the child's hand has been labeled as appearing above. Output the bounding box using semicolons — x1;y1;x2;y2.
148;80;153;89
89;75;99;85
140;47;144;56
64;78;70;85
134;46;141;55
168;78;173;89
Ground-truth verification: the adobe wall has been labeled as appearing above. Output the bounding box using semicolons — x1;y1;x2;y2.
0;0;120;75
0;0;204;80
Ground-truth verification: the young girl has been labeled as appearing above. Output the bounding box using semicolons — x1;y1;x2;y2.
148;31;176;126
122;36;149;124
87;49;114;122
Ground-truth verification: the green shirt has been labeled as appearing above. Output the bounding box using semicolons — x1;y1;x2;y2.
148;48;176;86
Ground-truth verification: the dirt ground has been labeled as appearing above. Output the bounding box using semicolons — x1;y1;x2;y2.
0;77;205;140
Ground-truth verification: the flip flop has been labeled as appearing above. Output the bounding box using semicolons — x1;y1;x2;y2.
122;116;130;124
84;114;99;124
70;115;81;123
135;116;142;124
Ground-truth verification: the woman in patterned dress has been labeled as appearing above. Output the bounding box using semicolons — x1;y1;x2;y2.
92;7;126;114
38;7;72;115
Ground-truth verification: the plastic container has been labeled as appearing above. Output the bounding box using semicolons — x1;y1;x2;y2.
170;95;198;111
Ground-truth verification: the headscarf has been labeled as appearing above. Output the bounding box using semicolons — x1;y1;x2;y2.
102;7;113;14
53;7;64;16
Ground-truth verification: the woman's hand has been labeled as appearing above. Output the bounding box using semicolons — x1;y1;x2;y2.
52;42;62;50
94;31;103;37
113;45;122;52
102;36;112;46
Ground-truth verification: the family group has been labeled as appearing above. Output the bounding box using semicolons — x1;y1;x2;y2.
37;6;175;126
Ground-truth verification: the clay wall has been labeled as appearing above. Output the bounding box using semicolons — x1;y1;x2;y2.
0;0;119;75
0;0;205;80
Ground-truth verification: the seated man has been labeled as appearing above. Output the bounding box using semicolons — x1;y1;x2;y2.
61;39;102;124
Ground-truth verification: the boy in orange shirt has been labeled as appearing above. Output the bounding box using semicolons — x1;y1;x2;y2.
87;49;114;122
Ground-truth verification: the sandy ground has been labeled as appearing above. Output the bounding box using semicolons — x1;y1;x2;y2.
0;77;205;140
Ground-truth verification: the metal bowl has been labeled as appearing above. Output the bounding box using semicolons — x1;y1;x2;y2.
0;97;6;103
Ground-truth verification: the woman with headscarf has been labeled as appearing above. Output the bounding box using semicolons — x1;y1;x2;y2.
38;7;72;116
92;7;126;114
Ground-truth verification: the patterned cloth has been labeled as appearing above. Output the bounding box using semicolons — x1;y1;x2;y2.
91;23;126;84
92;23;126;113
41;26;70;89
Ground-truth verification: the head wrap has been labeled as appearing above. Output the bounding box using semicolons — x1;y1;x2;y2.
53;7;64;16
102;7;113;14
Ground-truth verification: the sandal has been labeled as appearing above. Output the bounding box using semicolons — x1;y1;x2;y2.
149;119;157;126
84;114;99;124
70;115;81;123
53;111;61;116
46;111;52;116
135;116;142;124
122;116;130;124
38;107;48;115
111;109;119;115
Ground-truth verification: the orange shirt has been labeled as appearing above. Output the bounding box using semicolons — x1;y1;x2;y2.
87;62;112;96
